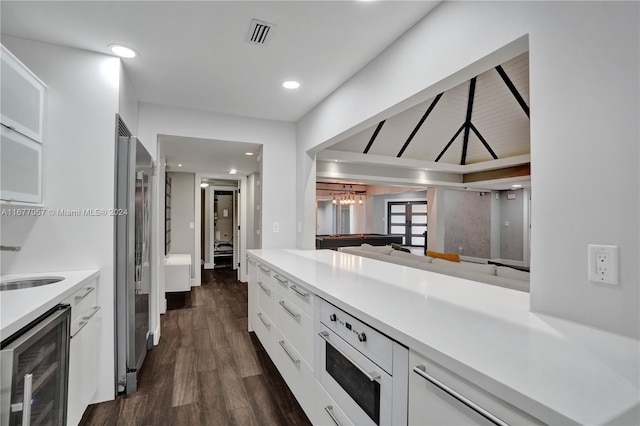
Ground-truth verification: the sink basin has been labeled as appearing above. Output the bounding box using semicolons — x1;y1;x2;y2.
0;276;65;291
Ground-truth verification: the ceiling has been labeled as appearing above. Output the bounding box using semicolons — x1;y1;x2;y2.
1;1;529;190
329;53;530;165
318;52;531;190
160;135;262;176
0;1;440;122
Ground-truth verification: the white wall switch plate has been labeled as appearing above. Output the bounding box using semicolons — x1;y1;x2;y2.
588;244;619;285
273;222;280;233
188;222;195;230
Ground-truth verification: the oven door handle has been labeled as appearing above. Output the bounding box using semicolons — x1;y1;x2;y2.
413;365;509;426
318;331;380;382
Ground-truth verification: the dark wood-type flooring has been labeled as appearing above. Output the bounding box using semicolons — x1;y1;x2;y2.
80;267;312;426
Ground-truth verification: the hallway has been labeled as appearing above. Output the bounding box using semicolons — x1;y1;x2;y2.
80;268;311;425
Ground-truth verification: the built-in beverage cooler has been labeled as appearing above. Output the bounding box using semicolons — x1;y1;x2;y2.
1;305;71;426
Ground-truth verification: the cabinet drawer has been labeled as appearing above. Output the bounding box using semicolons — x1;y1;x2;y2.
314;380;354;426
253;309;275;359
273;328;315;418
256;276;274;320
280;277;315;318
63;282;97;321
273;297;314;365
408;350;543;425
256;262;272;283
67;304;101;426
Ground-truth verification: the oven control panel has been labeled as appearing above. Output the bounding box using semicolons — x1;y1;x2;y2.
319;298;394;374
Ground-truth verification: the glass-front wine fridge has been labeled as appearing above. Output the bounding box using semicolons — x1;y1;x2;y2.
1;304;71;426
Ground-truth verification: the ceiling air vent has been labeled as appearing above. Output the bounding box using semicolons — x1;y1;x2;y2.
246;19;276;46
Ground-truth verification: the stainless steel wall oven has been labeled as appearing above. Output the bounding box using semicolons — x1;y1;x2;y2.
316;298;408;425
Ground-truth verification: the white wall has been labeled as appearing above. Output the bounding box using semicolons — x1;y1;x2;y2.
118;64;138;136
138;102;296;248
0;36;121;401
167;172;195;277
297;2;640;338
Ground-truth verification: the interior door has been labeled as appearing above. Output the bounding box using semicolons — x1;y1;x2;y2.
387;201;427;247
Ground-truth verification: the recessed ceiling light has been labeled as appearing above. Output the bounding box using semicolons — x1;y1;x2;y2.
245;152;254;156
282;80;300;89
512;184;522;188
108;44;137;59
229;169;237;175
200;183;209;188
178;164;182;167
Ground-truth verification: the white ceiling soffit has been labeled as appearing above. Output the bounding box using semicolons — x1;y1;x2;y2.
328;52;530;166
0;1;441;122
160;135;261;175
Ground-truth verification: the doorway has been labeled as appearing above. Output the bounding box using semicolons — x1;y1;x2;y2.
202;182;239;270
387;201;427;247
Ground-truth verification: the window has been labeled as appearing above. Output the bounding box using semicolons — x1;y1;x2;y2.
387;201;427;247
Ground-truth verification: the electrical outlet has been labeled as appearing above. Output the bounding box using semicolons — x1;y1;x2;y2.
273;222;280;233
588;244;619;285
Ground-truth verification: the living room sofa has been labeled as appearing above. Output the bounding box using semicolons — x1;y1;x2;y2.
340;244;530;292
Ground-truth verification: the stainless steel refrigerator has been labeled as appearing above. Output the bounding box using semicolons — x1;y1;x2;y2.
115;135;153;395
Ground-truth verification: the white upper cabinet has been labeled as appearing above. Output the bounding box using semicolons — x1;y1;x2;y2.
1;44;46;204
0;126;42;203
1;44;46;143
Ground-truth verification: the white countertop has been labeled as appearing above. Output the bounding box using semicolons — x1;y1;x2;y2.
1;269;100;339
248;249;640;425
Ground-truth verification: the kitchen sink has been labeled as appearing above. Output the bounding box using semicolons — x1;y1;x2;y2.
0;277;64;291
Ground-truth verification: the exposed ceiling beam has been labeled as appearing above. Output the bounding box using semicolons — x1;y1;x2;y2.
460;77;477;165
495;65;530;118
435;122;465;162
396;92;443;158
469;122;498;160
363;120;386;154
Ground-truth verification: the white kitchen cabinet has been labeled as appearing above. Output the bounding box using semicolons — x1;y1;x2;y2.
1;44;46;205
247;257;257;332
0;126;42;204
408;350;543;426
272;327;315;418
65;279;101;426
247;255;316;422
1;45;46;143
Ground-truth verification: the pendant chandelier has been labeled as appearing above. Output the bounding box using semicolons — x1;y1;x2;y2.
331;185;365;206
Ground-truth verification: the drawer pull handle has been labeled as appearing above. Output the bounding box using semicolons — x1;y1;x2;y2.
324;405;342;426
71;320;88;338
273;274;288;286
278;340;300;366
82;306;101;321
257;281;271;296
290;284;310;299
319;331;380;382
279;300;301;321
75;286;95;301
257;312;271;329
257;264;270;273
413;365;509;426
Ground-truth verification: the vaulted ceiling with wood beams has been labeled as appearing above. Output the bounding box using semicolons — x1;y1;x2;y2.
320;52;531;190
